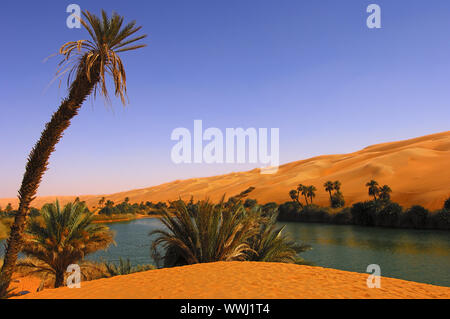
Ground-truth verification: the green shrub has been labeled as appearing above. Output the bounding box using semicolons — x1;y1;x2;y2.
376;202;402;227
430;210;450;230
300;205;331;223
332;208;352;224
278;201;301;221
151;200;307;268
402;205;429;229
330;192;345;208
350;201;380;226
444;197;450;211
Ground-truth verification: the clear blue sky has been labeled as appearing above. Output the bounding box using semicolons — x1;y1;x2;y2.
1;0;449;197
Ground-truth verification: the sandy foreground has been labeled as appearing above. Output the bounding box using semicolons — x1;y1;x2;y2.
14;262;450;299
1;131;450;210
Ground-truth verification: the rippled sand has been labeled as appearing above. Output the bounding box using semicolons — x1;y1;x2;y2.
15;262;450;299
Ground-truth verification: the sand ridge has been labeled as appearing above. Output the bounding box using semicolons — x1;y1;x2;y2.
1;131;450;210
15;262;450;299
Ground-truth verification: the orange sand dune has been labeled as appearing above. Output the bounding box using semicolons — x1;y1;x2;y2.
15;262;450;299
1;131;450;210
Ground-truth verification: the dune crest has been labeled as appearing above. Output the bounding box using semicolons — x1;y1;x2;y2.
1;131;450;210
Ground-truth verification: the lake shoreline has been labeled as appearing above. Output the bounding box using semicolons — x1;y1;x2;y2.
92;214;162;224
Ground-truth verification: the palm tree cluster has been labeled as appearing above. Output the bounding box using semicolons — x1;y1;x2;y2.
323;181;345;208
365;180;392;201
0;9;146;296
289;179;394;209
150;200;309;268
289;184;317;207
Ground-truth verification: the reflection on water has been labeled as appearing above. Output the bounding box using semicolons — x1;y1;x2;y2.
290;224;449;256
283;222;450;287
1;218;449;287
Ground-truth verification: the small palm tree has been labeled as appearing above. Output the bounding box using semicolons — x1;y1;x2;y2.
248;215;311;264
151;199;309;267
0;10;146;294
307;186;317;204
17;201;115;288
151;200;258;267
323;181;334;203
379;185;392;202
366;180;380;201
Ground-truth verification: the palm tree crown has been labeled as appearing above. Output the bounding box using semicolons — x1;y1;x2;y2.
333;180;341;192
58;10;147;104
150;200;305;267
299;184;309;205
366;180;380;200
151;201;257;267
324;181;334;200
379;185;392;201
307;186;317;204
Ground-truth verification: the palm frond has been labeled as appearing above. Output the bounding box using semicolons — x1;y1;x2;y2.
150;199;307;268
21;201;115;288
53;9;147;105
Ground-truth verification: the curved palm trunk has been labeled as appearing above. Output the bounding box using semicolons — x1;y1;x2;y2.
0;61;99;296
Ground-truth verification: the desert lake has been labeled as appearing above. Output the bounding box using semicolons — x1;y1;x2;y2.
2;218;449;287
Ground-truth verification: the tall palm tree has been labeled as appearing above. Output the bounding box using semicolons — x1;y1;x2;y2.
307;186;317;204
248;215;311;264
0;10;146;295
17;201;114;288
298;184;309;205
378;185;392;202
323;181;334;202
366;180;380;201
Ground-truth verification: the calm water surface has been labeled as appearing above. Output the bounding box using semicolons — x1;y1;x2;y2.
1;218;449;286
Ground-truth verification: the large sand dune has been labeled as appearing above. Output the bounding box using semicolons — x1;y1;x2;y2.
1;131;450;210
15;262;450;299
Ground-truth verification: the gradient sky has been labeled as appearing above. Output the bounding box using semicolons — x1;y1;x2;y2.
1;0;450;198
